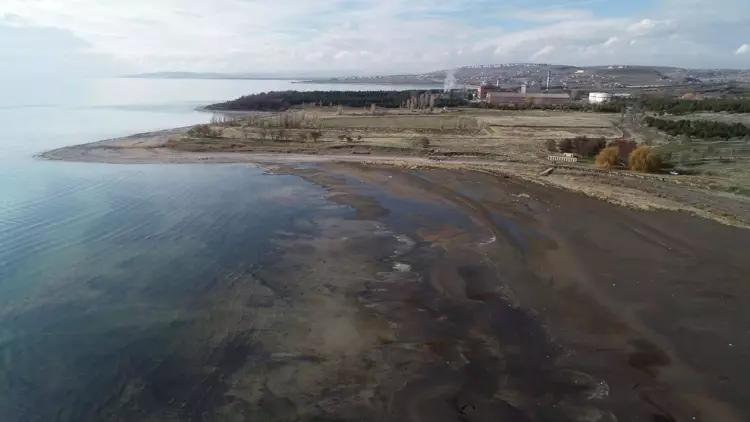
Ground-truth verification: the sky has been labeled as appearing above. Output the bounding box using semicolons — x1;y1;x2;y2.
0;0;748;76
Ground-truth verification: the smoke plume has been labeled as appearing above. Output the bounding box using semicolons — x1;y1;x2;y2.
443;69;457;92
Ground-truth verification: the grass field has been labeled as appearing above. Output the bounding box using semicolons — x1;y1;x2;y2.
468;110;618;128
170;109;623;160
654;137;750;196
320;115;479;130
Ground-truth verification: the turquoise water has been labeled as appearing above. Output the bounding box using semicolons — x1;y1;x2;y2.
0;77;426;421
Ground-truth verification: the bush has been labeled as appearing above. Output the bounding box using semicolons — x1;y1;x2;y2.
413;137;431;149
643;116;750;139
558;138;573;153
573;136;606;157
545;139;558;152
629;146;662;173
596;146;620;168
557;136;606;157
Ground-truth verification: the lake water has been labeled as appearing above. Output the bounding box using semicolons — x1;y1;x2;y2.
0;77;434;421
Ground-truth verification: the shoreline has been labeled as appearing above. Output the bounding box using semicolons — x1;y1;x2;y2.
39;128;506;166
39;127;750;229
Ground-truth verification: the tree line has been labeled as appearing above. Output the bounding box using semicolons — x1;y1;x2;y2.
206;90;462;111
639;98;750;115
469;102;623;113
643;116;750;139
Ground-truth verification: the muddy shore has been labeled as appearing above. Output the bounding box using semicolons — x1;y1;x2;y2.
261;163;750;422
33;130;750;421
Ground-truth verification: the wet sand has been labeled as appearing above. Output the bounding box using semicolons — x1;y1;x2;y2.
66;163;746;422
257;163;750;422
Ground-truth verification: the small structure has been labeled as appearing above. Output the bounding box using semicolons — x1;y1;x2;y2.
589;92;613;104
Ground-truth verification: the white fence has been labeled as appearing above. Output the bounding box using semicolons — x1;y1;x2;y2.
548;155;578;163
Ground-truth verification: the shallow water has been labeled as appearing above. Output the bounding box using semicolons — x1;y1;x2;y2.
0;77;435;421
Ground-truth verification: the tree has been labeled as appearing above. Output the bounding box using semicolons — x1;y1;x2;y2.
558;138;574;153
414;137;430;149
310;131;322;143
629;146;662;173
596;146;620;169
545;139;558;152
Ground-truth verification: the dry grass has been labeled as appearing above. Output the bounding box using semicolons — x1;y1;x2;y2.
320;115;479;130
170;109;623;161
468;110;617;128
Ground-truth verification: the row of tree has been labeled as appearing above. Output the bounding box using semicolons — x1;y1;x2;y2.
596;146;662;173
643;116;750;139
206;90;454;111
639;98;750;115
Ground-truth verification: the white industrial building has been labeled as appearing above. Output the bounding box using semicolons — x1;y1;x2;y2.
588;92;613;104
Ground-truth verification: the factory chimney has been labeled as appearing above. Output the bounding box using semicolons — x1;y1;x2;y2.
546;71;551;92
521;83;527;94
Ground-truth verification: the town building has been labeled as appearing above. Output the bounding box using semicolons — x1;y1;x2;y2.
477;84;499;100
486;92;571;106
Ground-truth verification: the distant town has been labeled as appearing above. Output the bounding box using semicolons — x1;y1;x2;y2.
300;63;750;91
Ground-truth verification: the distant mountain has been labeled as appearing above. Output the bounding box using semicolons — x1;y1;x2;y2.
125;72;327;80
126;64;748;87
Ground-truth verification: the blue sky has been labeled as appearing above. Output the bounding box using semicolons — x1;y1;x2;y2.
0;0;748;76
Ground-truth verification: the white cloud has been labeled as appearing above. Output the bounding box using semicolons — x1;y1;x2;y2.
531;45;554;59
603;37;619;47
0;0;747;74
505;8;594;22
736;44;750;55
